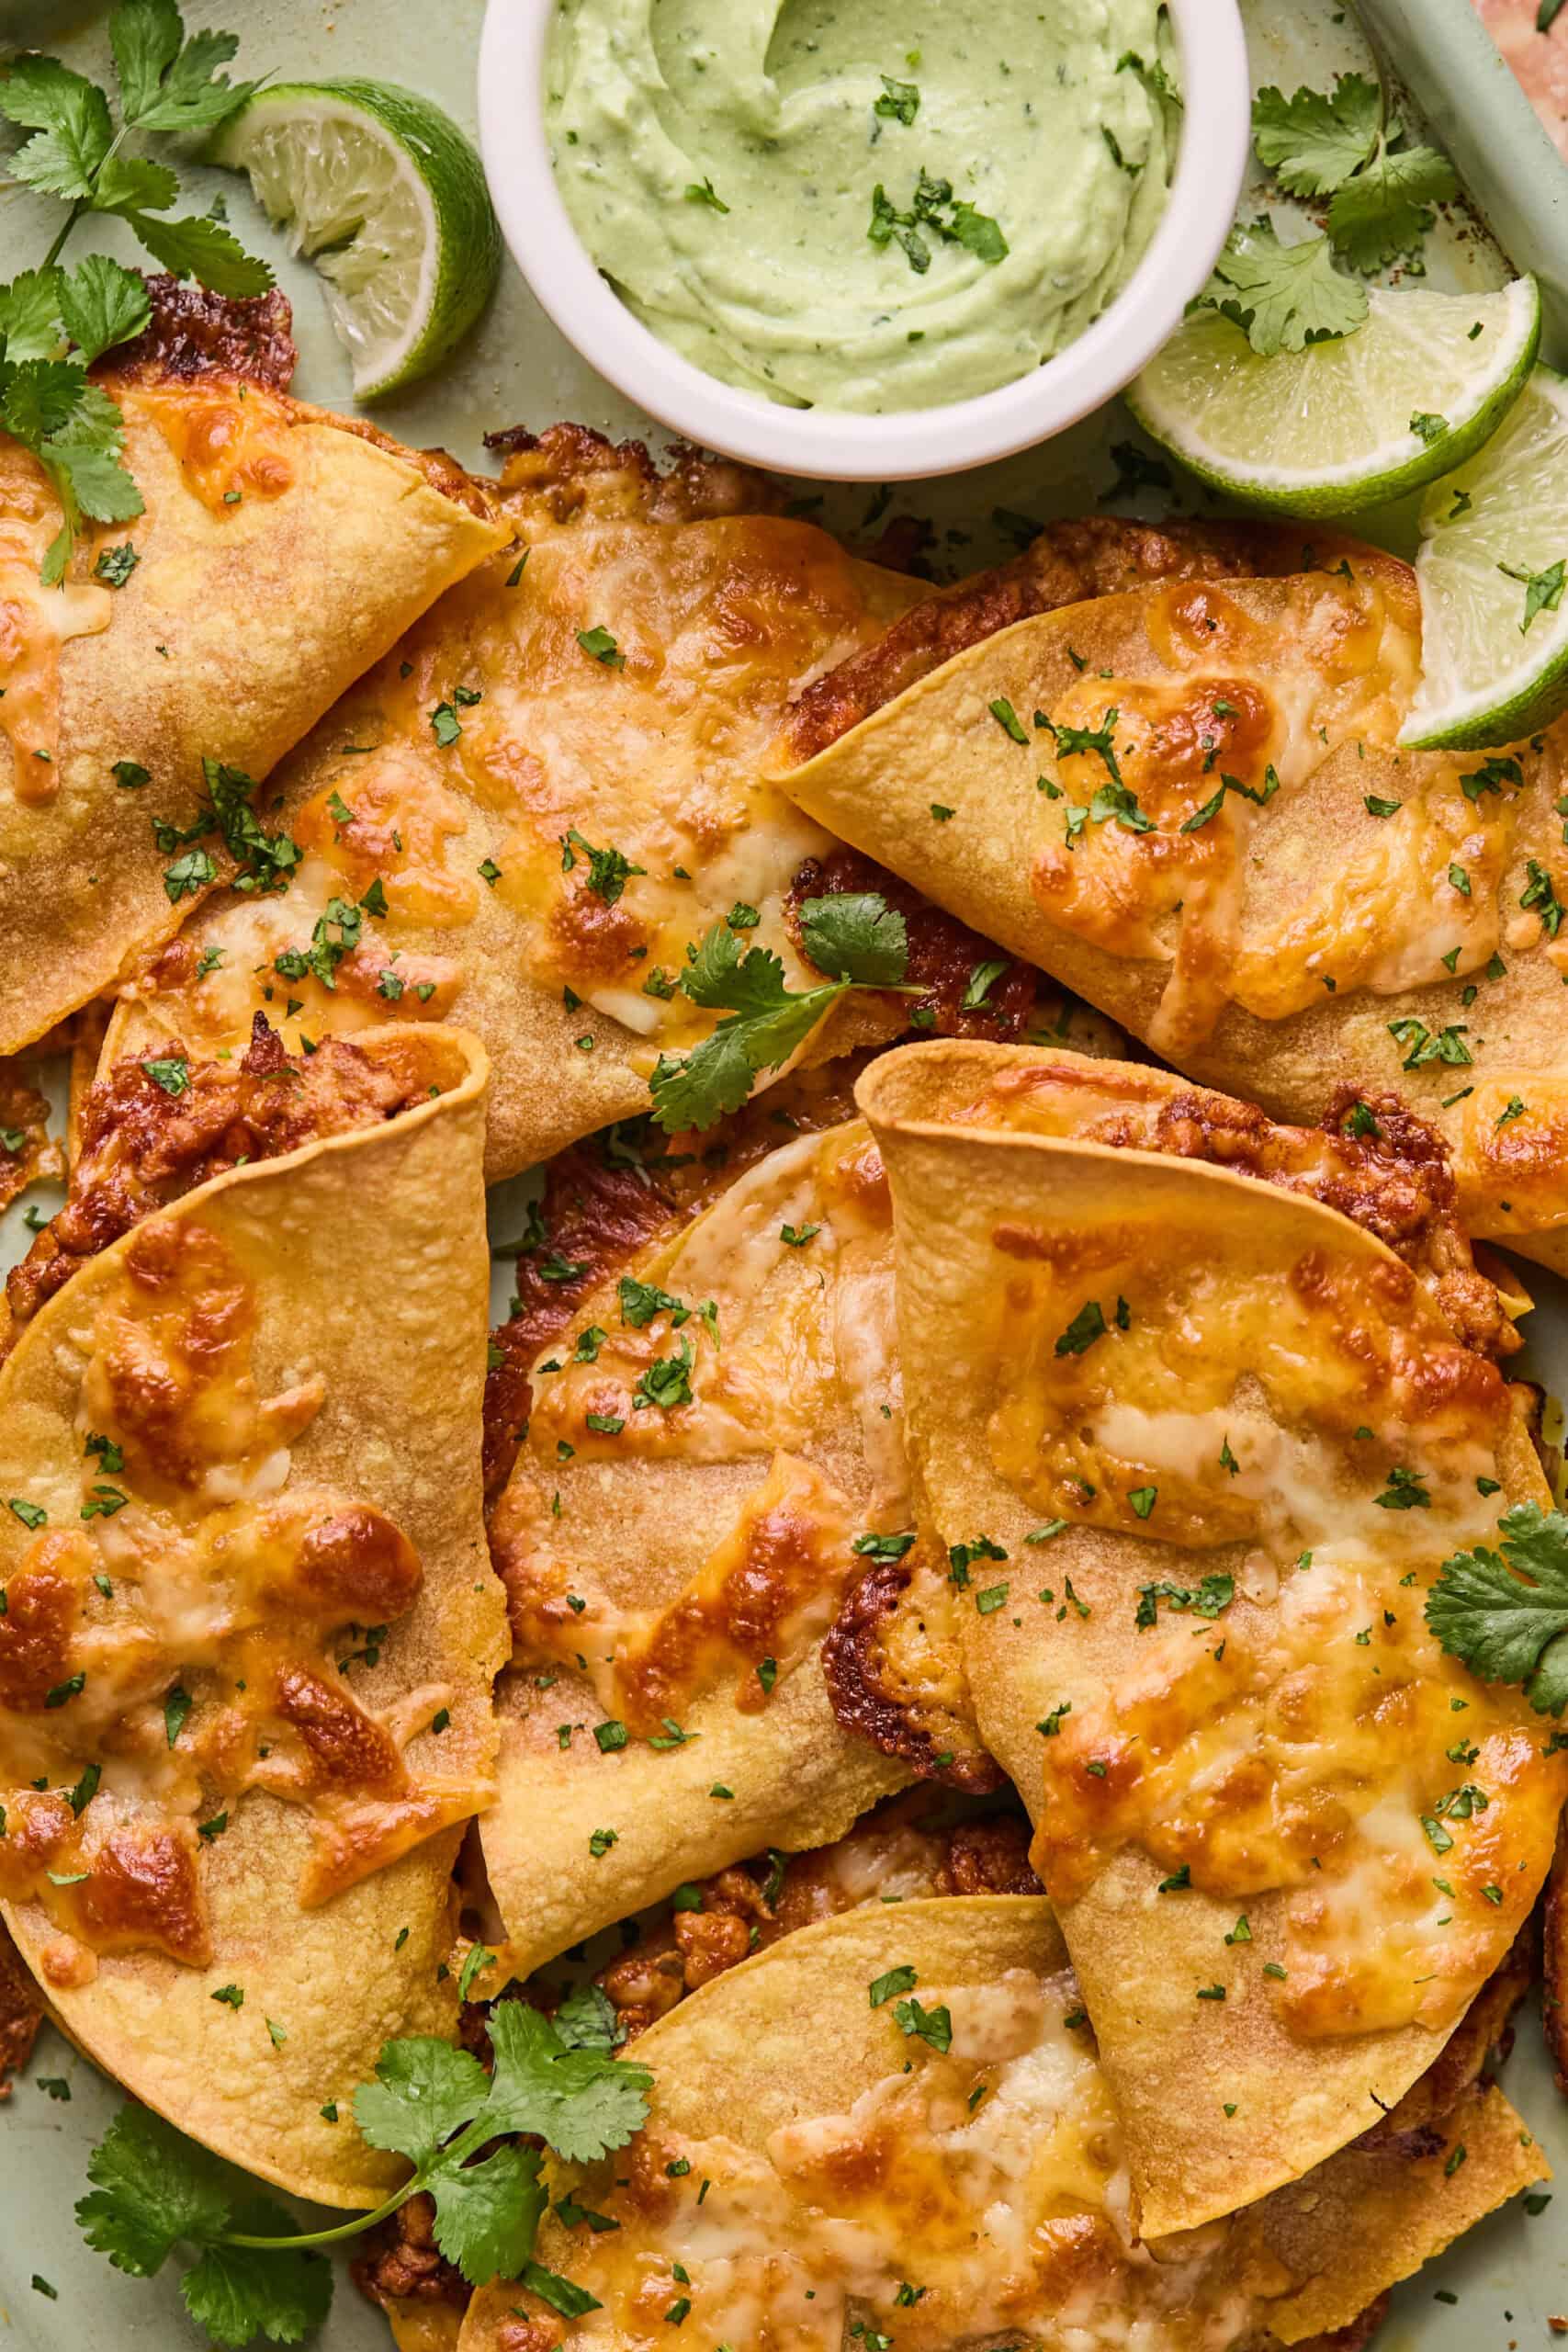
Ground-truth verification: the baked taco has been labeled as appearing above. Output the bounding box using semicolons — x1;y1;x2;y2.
773;536;1568;1275
851;1038;1568;2236
0;1017;507;2204
481;1112;926;1978
0;275;505;1057
457;1895;1546;2350
99;471;1259;1182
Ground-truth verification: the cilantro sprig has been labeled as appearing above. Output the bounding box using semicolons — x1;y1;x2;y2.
1191;66;1456;360
1;2;268;291
649;891;915;1132
0;1;270;579
76;2000;652;2345
1427;1503;1568;1714
1251;70;1457;273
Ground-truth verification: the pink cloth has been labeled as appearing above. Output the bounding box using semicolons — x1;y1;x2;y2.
1471;0;1568;154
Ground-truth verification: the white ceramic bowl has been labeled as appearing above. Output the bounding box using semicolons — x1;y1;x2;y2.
478;0;1251;481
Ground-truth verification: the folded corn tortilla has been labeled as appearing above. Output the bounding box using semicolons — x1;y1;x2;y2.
773;539;1568;1275
459;1895;1545;2349
481;1117;924;1975
0;1021;506;2205
100;479;1221;1182
0;277;505;1057
852;1038;1568;2235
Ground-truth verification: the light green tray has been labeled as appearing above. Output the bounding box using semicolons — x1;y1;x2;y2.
3;2;1568;2346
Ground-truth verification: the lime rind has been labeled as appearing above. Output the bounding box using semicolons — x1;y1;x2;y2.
1402;363;1568;750
210;79;501;401
1127;278;1541;519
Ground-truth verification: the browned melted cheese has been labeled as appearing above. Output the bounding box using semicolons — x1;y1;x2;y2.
111;481;927;1083
944;1114;1561;2037
955;1058;1523;1364
0;1217;485;1975
126;380;296;513
1022;573;1466;1059
492;1124;908;1730
491;1964;1371;2350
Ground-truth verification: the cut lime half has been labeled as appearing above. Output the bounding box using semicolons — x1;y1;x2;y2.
210;80;501;401
1127;277;1540;518
1403;364;1568;750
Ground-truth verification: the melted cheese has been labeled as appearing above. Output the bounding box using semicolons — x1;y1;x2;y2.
116;513;921;1071
1017;576;1481;1058
0;1216;488;1964
128;382;296;513
962;1191;1562;2039
501;1125;908;1726
516;1968;1265;2348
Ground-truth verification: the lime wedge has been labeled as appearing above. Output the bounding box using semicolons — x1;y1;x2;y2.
1403;365;1568;749
1127;278;1540;518
209;80;501;401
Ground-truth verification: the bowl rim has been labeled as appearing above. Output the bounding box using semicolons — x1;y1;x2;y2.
477;0;1252;482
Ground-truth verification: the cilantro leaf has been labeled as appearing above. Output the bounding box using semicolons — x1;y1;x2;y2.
1328;143;1457;271
1206;228;1364;351
75;2105;233;2276
2;356;85;441
52;381;143;504
1192;220;1368;356
425;2142;547;2289
1427;1503;1568;1713
679;924;790;1017
651;893;913;1130
1252;75;1382;195
0;266;67;362
57;254;151;364
94;152;181;215
554;1982;624;2051
110;0;258;133
0;59;114;200
0;339;143;581
522;2260;604;2318
352;2038;491;2167
120;208;275;296
480;1999;652;2163
204;756;300;892
799;891;909;985
181;2203;332;2350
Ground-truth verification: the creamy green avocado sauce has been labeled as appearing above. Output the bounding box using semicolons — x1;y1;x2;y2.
545;0;1179;413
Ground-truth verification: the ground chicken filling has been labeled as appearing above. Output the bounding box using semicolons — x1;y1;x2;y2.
6;1013;426;1340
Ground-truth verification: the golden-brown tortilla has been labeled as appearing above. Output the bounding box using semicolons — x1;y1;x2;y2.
0;285;506;1059
458;1897;1545;2350
101;454;1157;1184
0;1024;507;2205
481;1118;919;1976
773;548;1568;1274
98;431;935;1182
854;1038;1568;2236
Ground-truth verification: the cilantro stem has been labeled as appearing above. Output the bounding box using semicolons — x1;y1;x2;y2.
42;119;134;270
220;2183;414;2253
42;204;85;270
